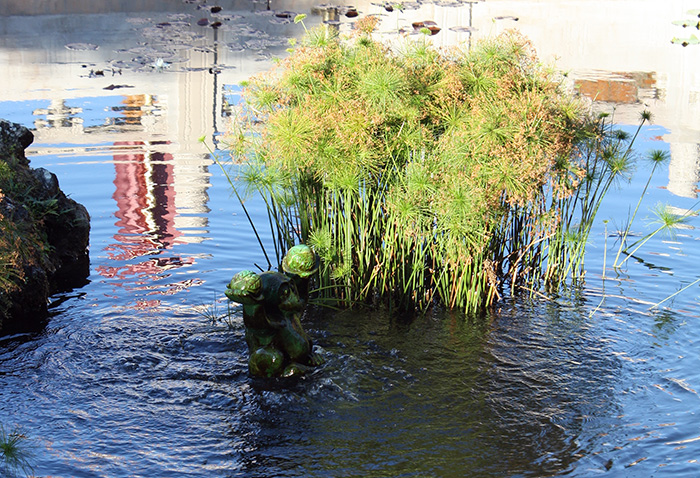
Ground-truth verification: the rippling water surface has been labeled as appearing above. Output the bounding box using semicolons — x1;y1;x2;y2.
2;1;700;476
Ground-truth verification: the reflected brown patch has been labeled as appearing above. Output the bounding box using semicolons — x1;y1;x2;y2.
575;72;655;104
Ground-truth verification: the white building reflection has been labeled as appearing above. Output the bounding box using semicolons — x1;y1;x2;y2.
1;0;700;209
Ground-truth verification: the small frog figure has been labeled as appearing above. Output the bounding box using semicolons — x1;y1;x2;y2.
225;245;323;378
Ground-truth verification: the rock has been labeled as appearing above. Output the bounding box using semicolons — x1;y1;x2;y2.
0;119;90;334
0;120;33;157
31;167;60;197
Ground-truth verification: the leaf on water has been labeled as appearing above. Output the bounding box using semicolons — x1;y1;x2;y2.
625;457;648;468
449;25;477;33
672;35;700;46
672;19;692;27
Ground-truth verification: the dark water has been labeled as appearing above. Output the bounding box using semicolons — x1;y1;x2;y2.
2;2;700;477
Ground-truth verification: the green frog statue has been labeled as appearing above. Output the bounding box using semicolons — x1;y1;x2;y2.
225;245;323;378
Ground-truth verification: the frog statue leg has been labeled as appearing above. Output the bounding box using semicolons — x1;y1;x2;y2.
242;304;286;377
248;343;285;377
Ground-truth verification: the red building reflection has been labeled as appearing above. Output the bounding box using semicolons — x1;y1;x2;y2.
97;140;193;282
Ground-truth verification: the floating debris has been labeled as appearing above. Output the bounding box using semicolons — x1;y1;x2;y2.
672;35;699;46
211;6;223;13
152;58;171;71
103;84;134;90
213;14;241;22
193;46;216;54
227;43;246;53
494;15;519;21
449;25;477;33
275;11;296;19
197;17;209;26
65;43;99;51
126;17;150;25
396;1;420;10
410;20;441;35
345;7;359;18
167;13;192;20
671;19;699;28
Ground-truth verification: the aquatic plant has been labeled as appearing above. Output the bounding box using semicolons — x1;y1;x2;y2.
0;424;34;478
219;26;644;315
196;299;239;329
612;145;669;268
616;203;695;269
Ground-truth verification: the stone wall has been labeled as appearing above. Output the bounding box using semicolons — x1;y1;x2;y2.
0;119;90;334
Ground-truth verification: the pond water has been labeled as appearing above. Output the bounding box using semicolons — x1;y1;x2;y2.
1;1;700;476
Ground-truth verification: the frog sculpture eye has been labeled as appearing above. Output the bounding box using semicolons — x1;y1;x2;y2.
279;284;290;300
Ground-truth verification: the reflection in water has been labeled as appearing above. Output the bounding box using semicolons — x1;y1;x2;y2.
574;71;657;104
96;141;210;286
33;99;83;129
112;144;181;253
21;90;213;287
668;140;700;198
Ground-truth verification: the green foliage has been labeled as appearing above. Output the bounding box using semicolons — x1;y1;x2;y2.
223;28;643;315
197;299;239;330
0;424;34;478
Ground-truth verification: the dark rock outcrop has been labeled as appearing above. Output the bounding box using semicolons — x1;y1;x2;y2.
0;119;90;334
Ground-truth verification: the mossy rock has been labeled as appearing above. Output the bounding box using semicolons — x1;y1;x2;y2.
0;119;90;334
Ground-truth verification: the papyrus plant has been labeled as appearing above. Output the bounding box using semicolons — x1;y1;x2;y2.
221;24;641;315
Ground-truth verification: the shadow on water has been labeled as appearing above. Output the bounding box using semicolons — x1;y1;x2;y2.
218;300;622;477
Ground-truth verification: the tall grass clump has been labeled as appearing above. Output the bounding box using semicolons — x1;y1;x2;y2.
221;24;643;315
